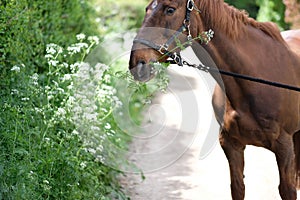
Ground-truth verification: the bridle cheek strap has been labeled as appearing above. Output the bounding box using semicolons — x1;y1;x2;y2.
133;38;184;66
133;0;195;66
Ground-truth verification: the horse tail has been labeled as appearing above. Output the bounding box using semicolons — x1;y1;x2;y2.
293;131;300;188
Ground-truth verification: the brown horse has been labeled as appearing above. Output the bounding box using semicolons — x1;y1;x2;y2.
129;0;300;199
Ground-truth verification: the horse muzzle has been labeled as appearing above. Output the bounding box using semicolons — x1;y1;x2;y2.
130;60;156;82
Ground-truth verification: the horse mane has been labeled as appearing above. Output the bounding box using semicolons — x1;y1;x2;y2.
198;0;285;43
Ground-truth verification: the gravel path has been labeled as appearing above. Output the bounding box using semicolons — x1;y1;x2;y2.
121;66;299;200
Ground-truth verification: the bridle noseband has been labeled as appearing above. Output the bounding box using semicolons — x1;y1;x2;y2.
133;0;196;66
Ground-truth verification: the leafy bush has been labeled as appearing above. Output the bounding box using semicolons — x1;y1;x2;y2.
1;33;124;199
0;0;151;199
0;0;98;77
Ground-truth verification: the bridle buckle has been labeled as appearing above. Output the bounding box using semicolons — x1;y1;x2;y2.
158;44;169;55
187;0;194;11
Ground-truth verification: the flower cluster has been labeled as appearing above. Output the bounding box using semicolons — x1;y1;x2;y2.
198;29;215;44
70;61;124;162
41;34;126;164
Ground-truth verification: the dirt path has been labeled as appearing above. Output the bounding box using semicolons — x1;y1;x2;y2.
121;66;299;200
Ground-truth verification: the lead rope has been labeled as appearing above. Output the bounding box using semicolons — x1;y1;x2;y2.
181;59;300;92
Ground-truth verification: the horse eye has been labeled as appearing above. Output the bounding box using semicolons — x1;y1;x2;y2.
165;7;176;15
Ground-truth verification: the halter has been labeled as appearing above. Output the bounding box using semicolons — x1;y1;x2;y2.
133;0;196;66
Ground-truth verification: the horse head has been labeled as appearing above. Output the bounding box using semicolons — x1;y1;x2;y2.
129;0;204;82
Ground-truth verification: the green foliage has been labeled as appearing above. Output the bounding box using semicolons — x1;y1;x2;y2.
225;0;259;18
0;0;98;76
94;0;148;34
0;0;149;199
256;0;288;30
1;33;126;199
225;0;289;30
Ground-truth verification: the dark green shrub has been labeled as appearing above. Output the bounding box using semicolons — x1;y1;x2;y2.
0;0;155;199
0;0;98;77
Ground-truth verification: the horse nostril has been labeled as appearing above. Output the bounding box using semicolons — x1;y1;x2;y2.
137;60;146;65
137;60;147;78
130;59;156;82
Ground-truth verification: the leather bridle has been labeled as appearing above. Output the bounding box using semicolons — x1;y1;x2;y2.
133;0;196;66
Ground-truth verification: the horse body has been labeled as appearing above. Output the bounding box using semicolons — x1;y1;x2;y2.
282;30;300;57
207;26;300;141
209;24;300;199
129;0;300;199
213;28;300;199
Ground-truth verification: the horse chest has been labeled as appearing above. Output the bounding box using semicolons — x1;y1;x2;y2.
222;104;280;147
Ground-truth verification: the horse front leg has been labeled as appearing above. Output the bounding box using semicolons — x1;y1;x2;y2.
274;133;297;200
220;131;246;200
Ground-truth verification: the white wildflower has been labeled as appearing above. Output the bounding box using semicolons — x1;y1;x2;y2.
11;89;19;95
45;54;54;59
72;130;79;135
95;155;105;163
81;99;91;106
46;45;56;55
88;36;100;45
57;88;64;93
77;42;88;49
70;62;82;73
68;96;75;104
95;18;101;23
57;108;66;116
80;162;87;169
84;113;98;120
205;29;214;43
57;46;63;54
67;84;73;90
62;74;72;81
46;43;62;55
21;97;30;101
11;65;20;72
34;108;42;113
67;43;88;55
95;63;109;72
30;73;39;86
67;46;81;55
112;96;123;107
47;95;54;101
76;33;86;41
104;123;111;130
104;74;111;82
62;62;69;68
207;29;214;38
48;60;59;66
30;73;39;81
96;145;103;152
88;148;96;154
91;126;100;131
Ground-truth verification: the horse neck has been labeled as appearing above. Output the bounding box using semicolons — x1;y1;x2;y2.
195;0;287;74
199;25;292;107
